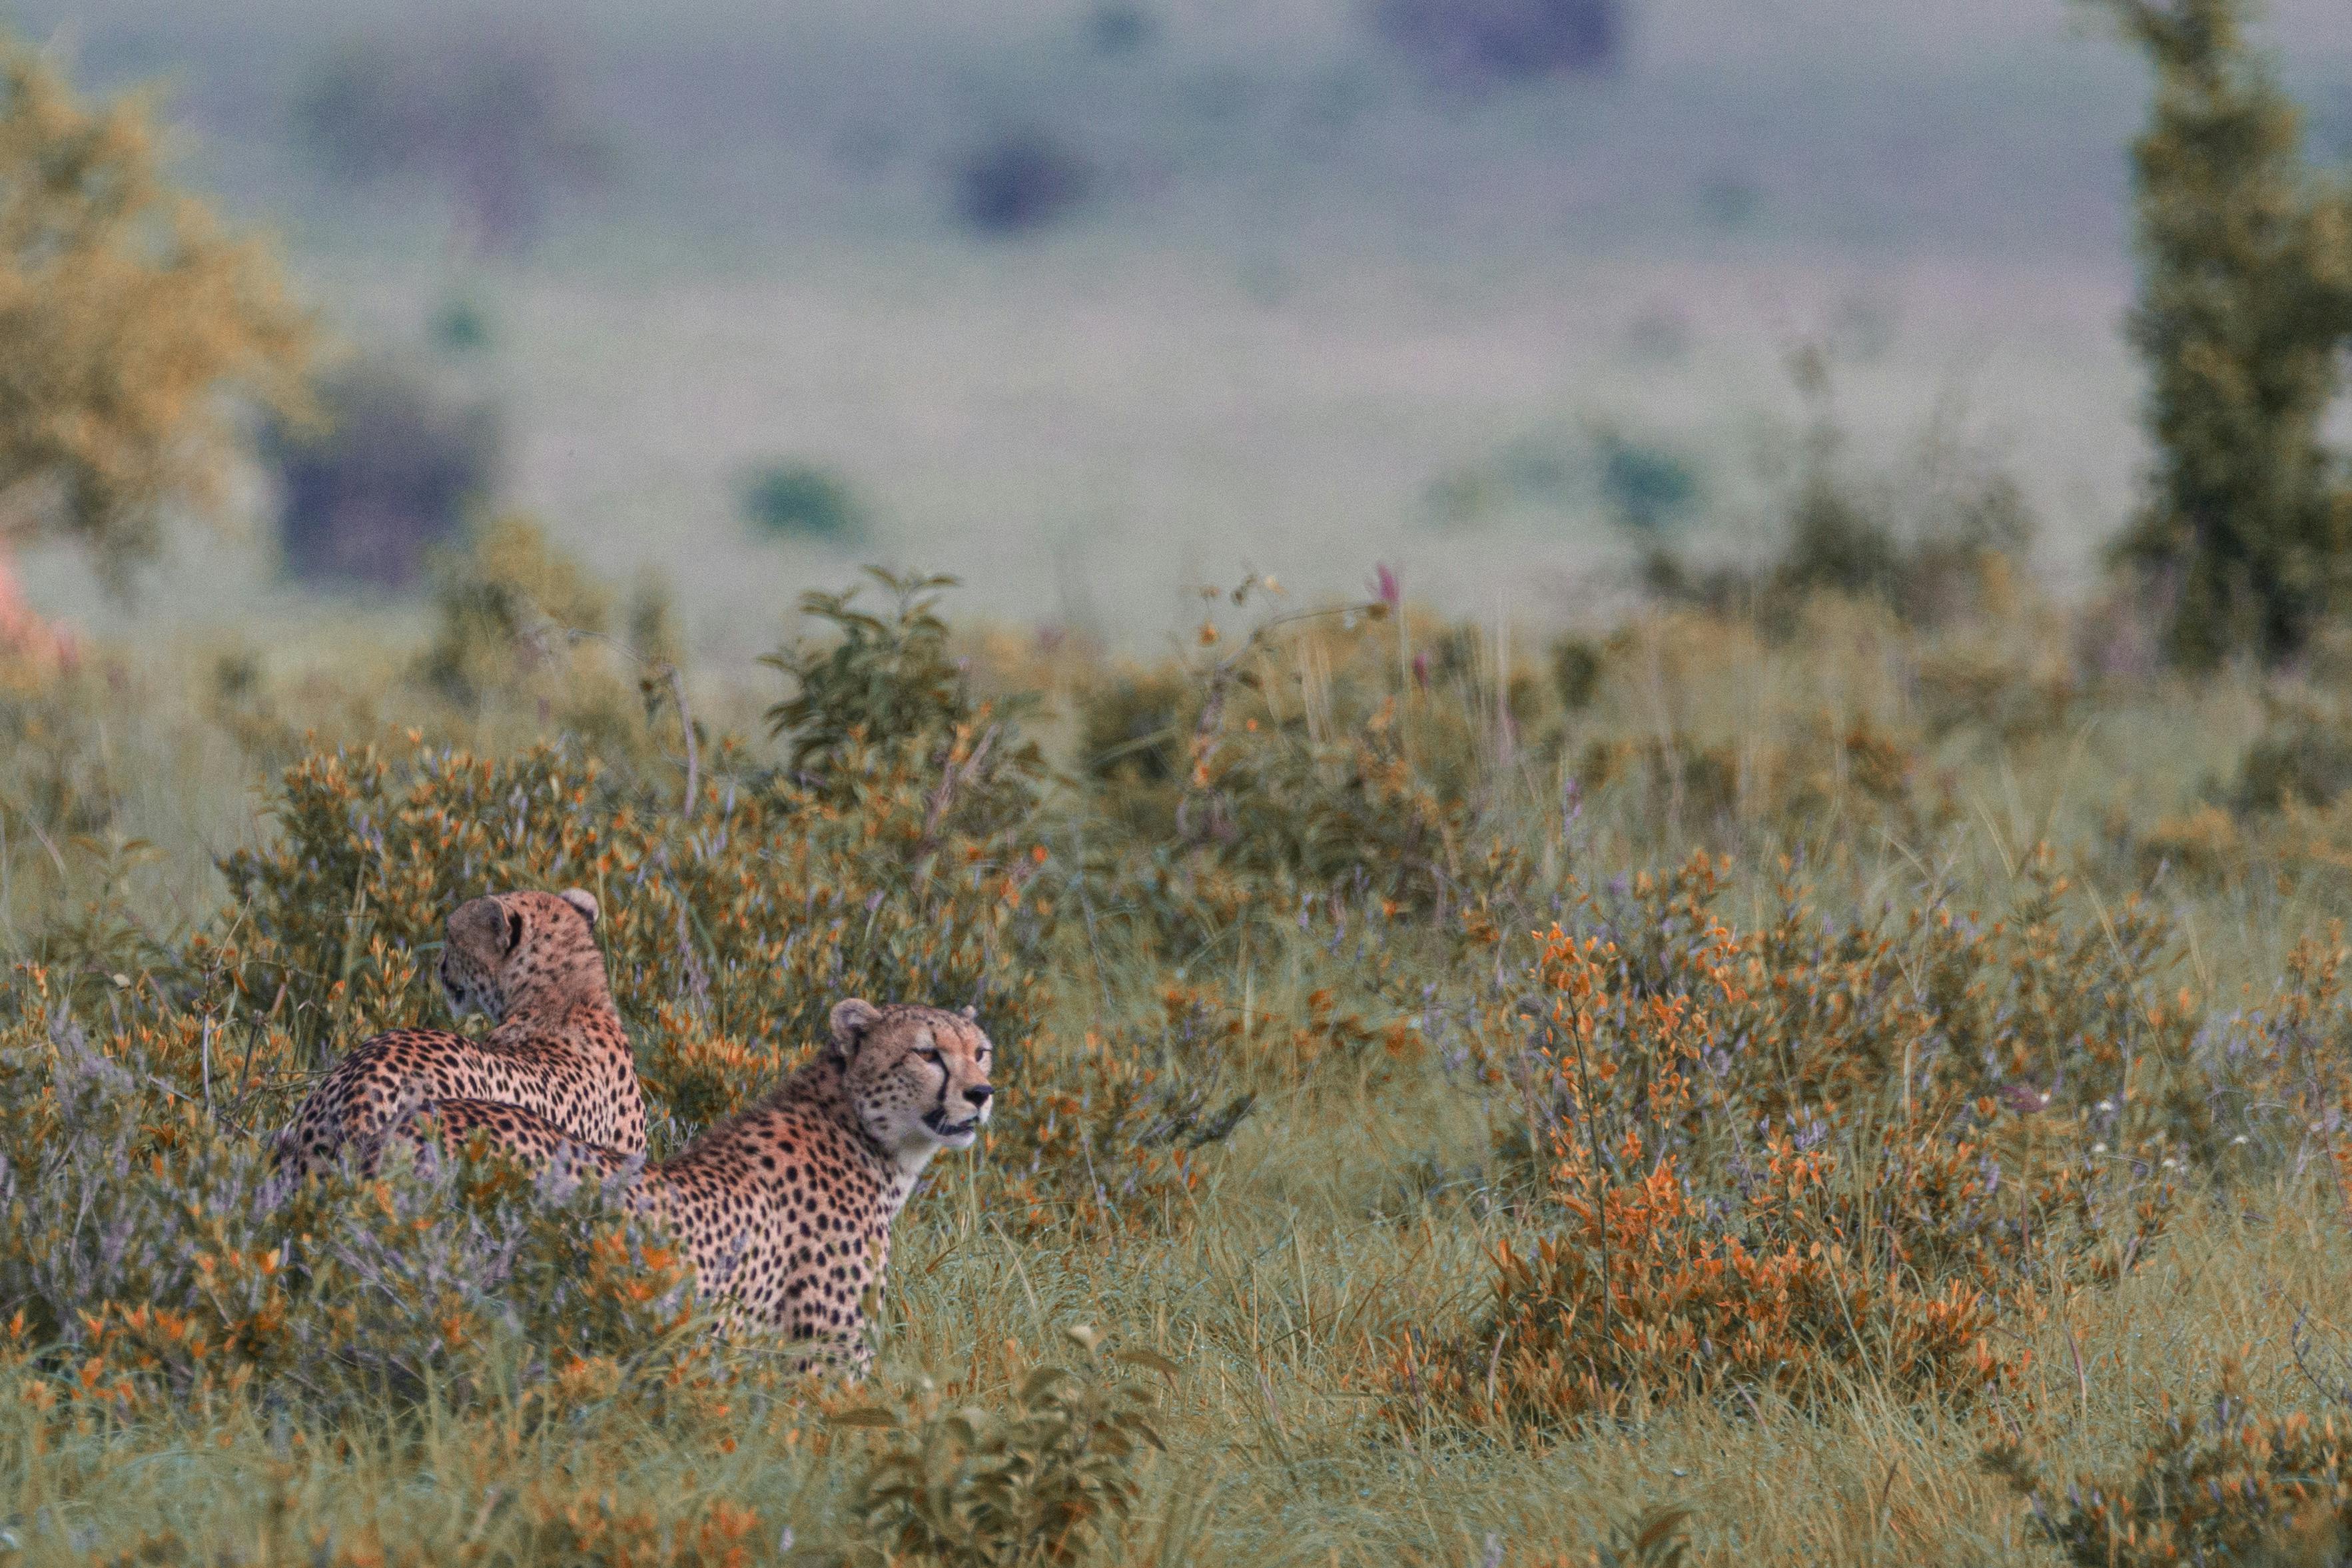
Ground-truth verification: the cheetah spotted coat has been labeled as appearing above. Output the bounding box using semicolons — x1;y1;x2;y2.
272;888;645;1182
374;999;994;1373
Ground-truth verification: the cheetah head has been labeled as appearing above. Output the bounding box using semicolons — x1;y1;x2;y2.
439;888;606;1021
830;998;994;1165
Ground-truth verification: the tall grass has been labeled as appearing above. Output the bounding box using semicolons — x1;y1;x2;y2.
7;564;2352;1564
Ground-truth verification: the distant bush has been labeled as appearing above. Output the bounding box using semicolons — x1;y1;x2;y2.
742;462;865;540
952;128;1097;236
1595;430;1702;534
1086;2;1160;57
1643;350;2033;630
293;33;610;256
1421;425;1698;533
1372;0;1623;94
2232;692;2352;814
270;361;500;590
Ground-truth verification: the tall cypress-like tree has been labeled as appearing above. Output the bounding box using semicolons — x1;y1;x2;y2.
2094;0;2352;668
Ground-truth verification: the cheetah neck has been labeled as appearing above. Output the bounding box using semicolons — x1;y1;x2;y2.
774;1055;938;1201
490;992;623;1052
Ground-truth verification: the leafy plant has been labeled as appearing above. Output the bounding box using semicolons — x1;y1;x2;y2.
802;1327;1169;1568
762;570;1043;833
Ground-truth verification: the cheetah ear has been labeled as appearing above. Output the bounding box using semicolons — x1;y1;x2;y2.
558;888;600;929
829;998;883;1062
959;1004;977;1022
506;908;526;953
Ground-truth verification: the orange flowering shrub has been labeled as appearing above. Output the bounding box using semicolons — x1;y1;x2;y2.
983;989;1256;1240
1404;849;2217;1437
1986;1365;2352;1567
202;731;1055;1130
0;1010;725;1424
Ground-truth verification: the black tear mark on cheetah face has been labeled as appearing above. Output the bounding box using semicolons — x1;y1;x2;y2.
831;999;995;1160
438;887;602;1022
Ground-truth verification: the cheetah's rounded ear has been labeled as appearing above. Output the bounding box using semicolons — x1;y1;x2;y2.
829;998;883;1061
959;1004;977;1022
558;888;600;929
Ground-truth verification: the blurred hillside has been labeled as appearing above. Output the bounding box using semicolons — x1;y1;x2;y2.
13;0;2352;654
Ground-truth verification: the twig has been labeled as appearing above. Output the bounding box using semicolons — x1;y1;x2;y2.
666;662;699;821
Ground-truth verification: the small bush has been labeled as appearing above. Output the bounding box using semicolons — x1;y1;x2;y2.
416;513;613;709
952;129;1096;236
2234;693;2352;814
762;570;1044;835
743;462;865;541
1643;350;2035;632
985;993;1259;1240
1399;849;2219;1438
270;362;500;589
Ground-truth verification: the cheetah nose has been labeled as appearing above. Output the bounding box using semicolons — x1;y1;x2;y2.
964;1086;993;1109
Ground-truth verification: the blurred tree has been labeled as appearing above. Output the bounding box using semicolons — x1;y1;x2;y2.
0;37;312;657
1372;0;1622;95
267;360;500;589
952;127;1096;236
2093;0;2352;668
295;33;610;258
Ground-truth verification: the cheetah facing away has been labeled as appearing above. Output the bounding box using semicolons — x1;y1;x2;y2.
378;999;994;1373
272;888;645;1182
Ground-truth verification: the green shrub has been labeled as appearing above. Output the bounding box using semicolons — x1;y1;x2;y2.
763;569;1042;835
417;512;614;709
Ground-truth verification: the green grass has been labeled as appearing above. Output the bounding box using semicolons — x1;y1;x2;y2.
9;572;2352;1565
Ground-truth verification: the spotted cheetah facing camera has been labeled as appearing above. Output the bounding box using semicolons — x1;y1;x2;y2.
272;888;645;1182
376;999;994;1373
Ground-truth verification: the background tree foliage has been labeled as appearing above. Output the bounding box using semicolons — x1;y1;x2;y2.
2094;0;2352;668
0;35;312;594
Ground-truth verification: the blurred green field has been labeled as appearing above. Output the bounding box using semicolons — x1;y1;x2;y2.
24;0;2352;652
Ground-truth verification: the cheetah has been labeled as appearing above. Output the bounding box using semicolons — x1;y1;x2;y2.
374;998;994;1373
271;887;645;1182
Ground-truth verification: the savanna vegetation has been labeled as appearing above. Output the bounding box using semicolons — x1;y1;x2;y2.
9;0;2352;1564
